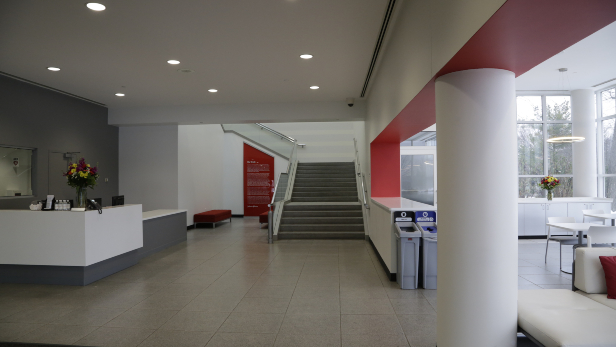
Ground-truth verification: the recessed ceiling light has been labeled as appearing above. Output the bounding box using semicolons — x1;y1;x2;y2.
310;86;319;90
115;93;125;97
86;3;106;11
208;89;218;93
167;60;180;65
47;67;60;71
300;54;313;59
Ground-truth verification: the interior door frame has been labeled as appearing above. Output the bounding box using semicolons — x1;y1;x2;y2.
400;146;437;206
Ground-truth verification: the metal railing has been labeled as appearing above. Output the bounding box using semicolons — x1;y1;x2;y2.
256;123;296;143
354;138;369;209
268;142;299;243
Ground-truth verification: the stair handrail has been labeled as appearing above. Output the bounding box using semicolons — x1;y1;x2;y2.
256;123;296;143
353;138;369;209
268;142;299;242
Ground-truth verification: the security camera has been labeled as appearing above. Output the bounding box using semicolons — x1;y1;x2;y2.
346;98;354;107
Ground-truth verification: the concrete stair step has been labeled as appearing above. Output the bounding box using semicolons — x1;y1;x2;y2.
296;168;356;172
294;178;356;182
295;174;356;179
292;191;357;197
284;204;362;211
278;231;365;240
293;187;357;192
294;181;356;187
298;162;354;166
281;217;363;224
292;197;358;202
278;224;364;231
282;210;363;217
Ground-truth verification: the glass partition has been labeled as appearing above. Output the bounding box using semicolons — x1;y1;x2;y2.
0;146;33;197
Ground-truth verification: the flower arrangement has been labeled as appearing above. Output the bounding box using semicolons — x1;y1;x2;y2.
538;176;560;201
63;158;98;210
64;158;99;189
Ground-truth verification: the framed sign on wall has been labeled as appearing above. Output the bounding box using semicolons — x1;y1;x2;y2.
243;143;274;216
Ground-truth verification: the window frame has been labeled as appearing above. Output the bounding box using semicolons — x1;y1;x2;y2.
596;85;616;198
517;92;573;198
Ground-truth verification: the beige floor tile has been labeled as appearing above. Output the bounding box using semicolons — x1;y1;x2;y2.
279;313;340;335
53;307;126;326
173;273;222;285
1;306;73;323
341;333;410;347
76;326;155;347
105;309;178;329
218;312;284;334
133;294;194;310
274;333;341;347
13;323;97;345
160;310;229;332
389;298;436;315
396;314;437;337
254;275;300;286
138;329;213;347
245;285;295;298
341;298;395;315
296;275;340;288
156;283;211;297
233;297;291;314
287;296;340;315
292;286;340;299
0;322;44;342
341;315;403;336
184;295;242;312
205;332;276;347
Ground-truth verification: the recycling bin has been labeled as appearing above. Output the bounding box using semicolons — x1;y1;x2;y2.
395;221;422;289
416;211;437;289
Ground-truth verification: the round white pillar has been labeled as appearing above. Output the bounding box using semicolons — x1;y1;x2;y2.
571;89;598;197
436;69;518;347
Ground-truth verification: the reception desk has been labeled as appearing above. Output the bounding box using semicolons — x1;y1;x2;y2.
0;205;143;285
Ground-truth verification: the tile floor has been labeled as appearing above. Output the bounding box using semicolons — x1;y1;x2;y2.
0;218;569;346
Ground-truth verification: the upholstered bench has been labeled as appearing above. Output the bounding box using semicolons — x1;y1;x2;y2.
259;211;269;224
194;210;232;229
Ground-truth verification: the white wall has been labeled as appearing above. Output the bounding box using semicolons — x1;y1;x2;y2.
265;121;366;164
119;125;179;212
178;125;225;225
222;134;288;215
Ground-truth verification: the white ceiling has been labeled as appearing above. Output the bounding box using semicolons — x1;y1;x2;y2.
516;21;616;91
0;0;389;108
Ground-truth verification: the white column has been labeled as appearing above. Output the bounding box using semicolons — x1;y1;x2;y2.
571;89;598;197
436;69;518;347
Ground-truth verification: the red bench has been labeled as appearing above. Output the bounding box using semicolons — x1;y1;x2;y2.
259;211;269;224
194;210;232;229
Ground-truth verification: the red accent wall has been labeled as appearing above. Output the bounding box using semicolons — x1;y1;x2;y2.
370;142;401;197
370;0;616;197
244;144;275;216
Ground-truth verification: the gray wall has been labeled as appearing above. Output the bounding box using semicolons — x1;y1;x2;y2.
0;74;119;209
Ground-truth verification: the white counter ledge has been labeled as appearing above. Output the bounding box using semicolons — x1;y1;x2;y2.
143;209;187;221
371;197;436;212
518;197;612;204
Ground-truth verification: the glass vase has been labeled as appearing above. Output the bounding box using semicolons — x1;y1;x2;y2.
75;187;88;209
547;189;553;201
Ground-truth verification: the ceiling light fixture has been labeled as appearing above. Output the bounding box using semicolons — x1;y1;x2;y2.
208;89;218;93
115;93;125;97
310;86;319;90
47;67;60;71
546;136;585;143
300;54;313;59
86;3;106;11
167;60;180;65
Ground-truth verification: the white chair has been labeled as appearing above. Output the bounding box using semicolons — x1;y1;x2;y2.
546;217;584;272
587;226;616;247
583;209;606;224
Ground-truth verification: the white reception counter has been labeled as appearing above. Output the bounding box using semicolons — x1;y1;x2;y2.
0;204;144;285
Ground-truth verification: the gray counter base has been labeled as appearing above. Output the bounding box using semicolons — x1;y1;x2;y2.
139;212;187;259
0;250;138;286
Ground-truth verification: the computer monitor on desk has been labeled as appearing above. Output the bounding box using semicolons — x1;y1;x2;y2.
112;195;124;206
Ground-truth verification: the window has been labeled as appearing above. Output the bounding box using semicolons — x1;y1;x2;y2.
0;146;34;197
517;95;573;198
597;86;616;211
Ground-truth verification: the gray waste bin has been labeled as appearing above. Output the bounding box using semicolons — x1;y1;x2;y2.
417;222;437;289
395;222;421;289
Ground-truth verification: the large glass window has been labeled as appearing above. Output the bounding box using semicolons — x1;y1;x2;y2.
0;146;34;197
517;95;573;198
597;86;616;211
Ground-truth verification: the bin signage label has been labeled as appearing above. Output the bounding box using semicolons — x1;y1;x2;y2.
393;211;413;222
415;211;436;222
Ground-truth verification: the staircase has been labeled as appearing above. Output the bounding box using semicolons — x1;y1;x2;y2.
278;162;365;239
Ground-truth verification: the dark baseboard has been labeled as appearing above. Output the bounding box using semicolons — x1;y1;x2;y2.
368;237;396;282
187;225;195;230
232;214;244;218
518;236;548;239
